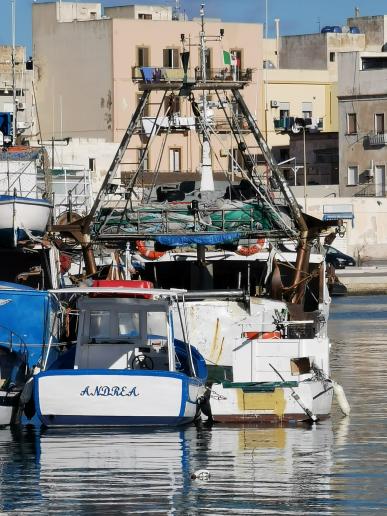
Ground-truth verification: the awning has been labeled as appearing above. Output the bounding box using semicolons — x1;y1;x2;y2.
322;212;354;221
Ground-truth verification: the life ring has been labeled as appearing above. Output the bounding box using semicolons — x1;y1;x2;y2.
236;238;265;256
135;240;165;260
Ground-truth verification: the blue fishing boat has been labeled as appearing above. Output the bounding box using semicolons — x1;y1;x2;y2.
0;281;61;424
33;283;207;427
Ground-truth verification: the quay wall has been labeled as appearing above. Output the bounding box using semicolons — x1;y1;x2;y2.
294;195;387;262
335;268;387;295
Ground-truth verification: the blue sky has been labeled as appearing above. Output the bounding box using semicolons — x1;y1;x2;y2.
1;0;387;53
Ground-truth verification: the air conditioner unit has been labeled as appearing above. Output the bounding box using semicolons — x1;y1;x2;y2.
17;102;25;111
270;100;279;108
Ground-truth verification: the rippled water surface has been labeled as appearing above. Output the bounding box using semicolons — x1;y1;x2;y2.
0;295;386;514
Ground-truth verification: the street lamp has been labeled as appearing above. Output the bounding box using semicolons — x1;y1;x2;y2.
277;156;297;186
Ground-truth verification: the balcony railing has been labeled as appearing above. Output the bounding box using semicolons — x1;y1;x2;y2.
274;116;323;133
132;66;253;84
367;132;387;146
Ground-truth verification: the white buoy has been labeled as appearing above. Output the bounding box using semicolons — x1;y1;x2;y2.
191;469;210;480
332;381;351;416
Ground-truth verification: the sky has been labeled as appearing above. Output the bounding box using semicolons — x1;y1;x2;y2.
1;0;387;53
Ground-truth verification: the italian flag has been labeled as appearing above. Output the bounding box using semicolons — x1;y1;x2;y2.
223;50;237;66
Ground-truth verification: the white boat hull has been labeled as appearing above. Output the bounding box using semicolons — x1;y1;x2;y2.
34;370;203;426
0;391;20;425
207;380;334;423
172;298;333;423
0;196;51;246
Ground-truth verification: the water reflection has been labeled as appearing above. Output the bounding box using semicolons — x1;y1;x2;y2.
0;423;336;514
0;295;385;514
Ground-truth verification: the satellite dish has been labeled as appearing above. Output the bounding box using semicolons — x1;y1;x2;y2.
291;124;301;134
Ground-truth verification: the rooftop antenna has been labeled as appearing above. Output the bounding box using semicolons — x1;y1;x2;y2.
199;3;213;192
11;0;17;145
172;0;180;20
355;7;360;17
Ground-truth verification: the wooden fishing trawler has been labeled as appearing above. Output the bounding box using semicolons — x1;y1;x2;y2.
51;6;348;424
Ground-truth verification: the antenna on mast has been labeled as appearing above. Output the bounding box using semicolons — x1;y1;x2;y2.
11;0;17;145
172;0;181;21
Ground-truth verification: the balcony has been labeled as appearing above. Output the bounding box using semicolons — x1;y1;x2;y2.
274;116;323;133
131;66;253;84
367;132;387;146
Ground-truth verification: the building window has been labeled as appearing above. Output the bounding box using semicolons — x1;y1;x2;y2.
169;148;181;172
137;148;149;173
302;102;313;119
347;113;357;134
163;48;179;68
164;95;180;115
347;166;359;186
279;148;290;162
279;102;290;120
230;49;242;69
329;52;335;62
138;13;152;20
375;113;385;134
228;149;244;172
137;93;149;117
375;164;386;196
88;158;96;172
137;47;149;67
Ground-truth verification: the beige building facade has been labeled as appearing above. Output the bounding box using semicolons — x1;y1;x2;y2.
32;2;264;190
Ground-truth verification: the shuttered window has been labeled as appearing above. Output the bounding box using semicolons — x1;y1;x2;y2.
163;48;179;68
347;166;358;186
347;113;357;134
375;113;385;134
137;47;149;67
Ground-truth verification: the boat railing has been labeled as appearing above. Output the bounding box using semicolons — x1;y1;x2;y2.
240;320;319;340
0;168;39;198
0;324;28;358
131;66;253;84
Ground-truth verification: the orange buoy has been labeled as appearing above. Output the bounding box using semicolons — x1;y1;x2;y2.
243;330;281;340
236;238;265;256
135;240;165;261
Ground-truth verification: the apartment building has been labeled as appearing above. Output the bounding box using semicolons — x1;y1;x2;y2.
338;51;387;197
32;2;263;191
262;28;366;185
0;46;34;144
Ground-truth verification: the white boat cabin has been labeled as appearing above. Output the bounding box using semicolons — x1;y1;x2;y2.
75;297;177;372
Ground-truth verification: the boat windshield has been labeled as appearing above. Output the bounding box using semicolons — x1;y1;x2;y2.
87;307;169;346
118;312;140;337
147;311;169;347
90;310;110;339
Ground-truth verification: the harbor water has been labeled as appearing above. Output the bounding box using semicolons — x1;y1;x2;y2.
0;296;386;514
